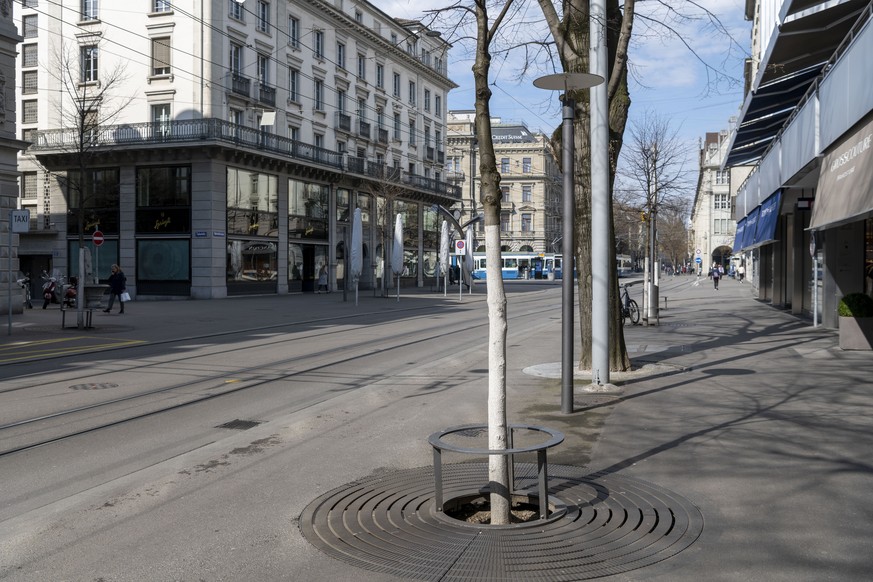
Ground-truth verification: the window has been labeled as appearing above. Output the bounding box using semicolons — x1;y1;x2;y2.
392;73;401;97
434;95;441;117
23;173;38;200
136;166;190;207
393;113;401;140
23;15;38;38
314;31;324;59
409;120;416;145
500;158;509;173
288;16;299;48
23;0;38;7
522;157;531;172
314;133;324;149
23;44;38;68
408;81;416;105
80;46;98;83
314;79;324;110
424;89;430;112
81;0;97;21
229;108;242;126
336;42;346;69
391;33;398;44
522;184;532;202
336;90;346;113
357;98;366;120
424;126;431;147
521;213;532;232
257;1;270;33
714;193;731;210
355;10;363;23
500;185;510;200
357;53;366;80
22;71;37;94
22;100;38;124
151;37;171;76
289;126;299;141
376;63;384;88
715;170;730;185
153;0;171;12
336;141;346;153
229;43;242;74
257;53;269;84
500;214;510;232
376;107;384;129
288;67;299;101
229;0;243;21
152;104;171;138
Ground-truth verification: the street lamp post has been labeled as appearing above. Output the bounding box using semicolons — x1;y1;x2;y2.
533;72;604;414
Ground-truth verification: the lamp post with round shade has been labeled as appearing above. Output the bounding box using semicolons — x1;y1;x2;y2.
533;72;604;414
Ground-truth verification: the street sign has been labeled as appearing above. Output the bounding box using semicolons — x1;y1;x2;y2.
695;257;702;264
454;240;466;255
11;210;30;233
92;230;105;247
695;248;701;255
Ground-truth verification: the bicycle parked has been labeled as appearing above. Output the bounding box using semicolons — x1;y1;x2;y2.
620;283;640;326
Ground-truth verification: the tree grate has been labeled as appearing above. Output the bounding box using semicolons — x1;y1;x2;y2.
300;462;703;581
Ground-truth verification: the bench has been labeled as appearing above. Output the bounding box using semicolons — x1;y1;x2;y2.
61;303;96;329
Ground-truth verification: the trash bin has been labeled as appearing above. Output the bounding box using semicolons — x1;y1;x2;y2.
547;272;555;281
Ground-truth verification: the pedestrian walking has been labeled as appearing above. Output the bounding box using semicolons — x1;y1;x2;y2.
104;264;127;313
709;263;722;290
737;263;746;284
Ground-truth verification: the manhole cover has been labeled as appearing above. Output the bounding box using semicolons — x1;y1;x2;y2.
300;463;703;581
69;383;118;391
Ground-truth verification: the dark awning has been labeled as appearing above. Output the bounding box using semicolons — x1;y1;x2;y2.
732;219;746;253
811;113;873;230
725;0;868;168
750;190;783;247
739;207;760;251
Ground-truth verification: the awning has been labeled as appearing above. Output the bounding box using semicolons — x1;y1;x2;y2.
740;206;760;251
811;113;873;230
724;0;868;168
732;219;746;253
751;190;783;246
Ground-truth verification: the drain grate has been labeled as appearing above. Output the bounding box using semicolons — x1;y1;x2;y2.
215;419;261;430
300;462;703;581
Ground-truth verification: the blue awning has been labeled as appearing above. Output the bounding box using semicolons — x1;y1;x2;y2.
732;219;746;253
751;191;782;246
740;207;760;251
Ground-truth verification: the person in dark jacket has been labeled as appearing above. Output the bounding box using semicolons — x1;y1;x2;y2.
104;264;127;314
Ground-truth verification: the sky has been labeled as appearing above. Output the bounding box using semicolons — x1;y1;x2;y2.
375;0;751;181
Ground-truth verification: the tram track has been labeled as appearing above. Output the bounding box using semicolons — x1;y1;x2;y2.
0;293;558;458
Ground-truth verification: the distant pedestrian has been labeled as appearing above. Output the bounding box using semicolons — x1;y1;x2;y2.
737;264;746;284
317;263;328;293
104;264;127;313
709;263;722;290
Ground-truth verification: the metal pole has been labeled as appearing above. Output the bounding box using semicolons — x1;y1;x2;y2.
590;0;610;385
7;211;12;336
561;96;575;414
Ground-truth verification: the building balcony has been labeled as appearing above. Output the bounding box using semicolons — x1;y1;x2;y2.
231;73;250;97
425;146;435;161
335;112;352;133
445;171;465;182
377;128;389;144
258;83;276;106
358;119;371;140
27;118;461;202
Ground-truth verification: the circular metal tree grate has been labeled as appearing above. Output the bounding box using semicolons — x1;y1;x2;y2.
300;463;703;581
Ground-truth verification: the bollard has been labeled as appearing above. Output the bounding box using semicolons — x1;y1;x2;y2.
663;296;668;311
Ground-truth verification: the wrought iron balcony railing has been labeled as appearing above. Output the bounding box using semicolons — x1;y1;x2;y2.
232;73;250;97
28;118;461;200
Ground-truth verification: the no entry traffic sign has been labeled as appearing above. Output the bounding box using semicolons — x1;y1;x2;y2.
92;230;105;246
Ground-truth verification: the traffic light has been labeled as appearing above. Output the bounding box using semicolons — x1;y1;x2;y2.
640;211;648;222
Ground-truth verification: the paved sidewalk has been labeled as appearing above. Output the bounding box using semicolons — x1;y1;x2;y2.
3;276;872;580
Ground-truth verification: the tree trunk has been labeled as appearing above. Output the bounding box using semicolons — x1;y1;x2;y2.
473;0;511;525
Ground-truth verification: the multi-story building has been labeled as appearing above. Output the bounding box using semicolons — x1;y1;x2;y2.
1;1;26;315
726;1;872;327
13;0;458;298
445;111;562;254
690;128;752;273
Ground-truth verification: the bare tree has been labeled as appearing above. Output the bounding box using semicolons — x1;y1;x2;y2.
40;41;134;329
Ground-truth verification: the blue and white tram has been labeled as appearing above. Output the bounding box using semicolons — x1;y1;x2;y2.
471;252;557;280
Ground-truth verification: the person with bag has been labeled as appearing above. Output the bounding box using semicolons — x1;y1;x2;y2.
104;264;128;314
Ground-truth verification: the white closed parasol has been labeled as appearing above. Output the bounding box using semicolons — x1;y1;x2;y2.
391;214;403;301
438;220;450;296
350;208;363;305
